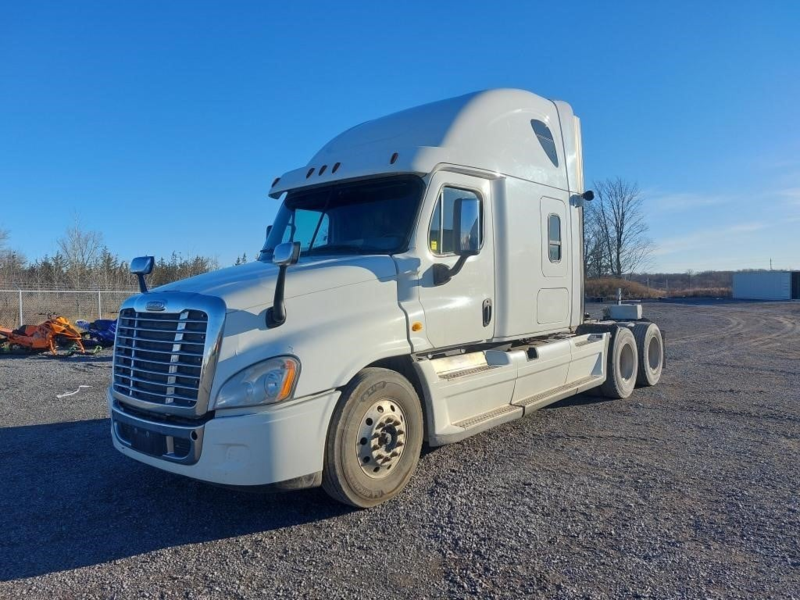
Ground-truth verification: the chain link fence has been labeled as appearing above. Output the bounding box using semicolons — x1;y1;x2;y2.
0;289;137;327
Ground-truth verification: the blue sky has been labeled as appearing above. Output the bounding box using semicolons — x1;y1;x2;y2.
2;1;799;272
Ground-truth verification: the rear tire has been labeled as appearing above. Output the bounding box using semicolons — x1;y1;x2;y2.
633;322;663;387
600;327;638;399
322;367;423;508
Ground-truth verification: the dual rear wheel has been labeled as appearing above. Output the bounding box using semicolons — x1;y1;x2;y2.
601;322;664;399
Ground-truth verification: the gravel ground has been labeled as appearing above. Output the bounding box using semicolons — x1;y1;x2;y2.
1;300;798;599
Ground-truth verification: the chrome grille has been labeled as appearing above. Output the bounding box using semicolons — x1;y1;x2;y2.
114;308;209;408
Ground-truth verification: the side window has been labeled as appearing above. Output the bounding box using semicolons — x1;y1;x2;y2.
548;213;561;262
428;187;482;255
429;201;442;253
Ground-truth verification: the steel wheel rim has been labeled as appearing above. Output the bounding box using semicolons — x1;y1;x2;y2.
648;335;661;371
355;399;407;479
620;343;635;382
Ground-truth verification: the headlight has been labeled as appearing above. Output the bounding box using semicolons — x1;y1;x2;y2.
214;356;300;410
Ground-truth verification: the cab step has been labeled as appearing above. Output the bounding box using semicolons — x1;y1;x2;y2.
453;404;522;430
513;374;604;414
414;333;609;446
439;364;500;380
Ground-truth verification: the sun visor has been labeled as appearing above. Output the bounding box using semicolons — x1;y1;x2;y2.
267;149;432;199
268;167;308;199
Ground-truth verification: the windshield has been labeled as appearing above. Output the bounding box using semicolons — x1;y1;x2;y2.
259;175;424;260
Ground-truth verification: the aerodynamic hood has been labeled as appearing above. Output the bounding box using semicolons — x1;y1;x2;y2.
156;255;398;312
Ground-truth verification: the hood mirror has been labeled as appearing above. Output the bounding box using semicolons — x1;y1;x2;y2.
267;242;301;328
130;256;155;293
272;241;301;267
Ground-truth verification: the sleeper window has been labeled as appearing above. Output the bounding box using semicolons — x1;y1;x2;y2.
531;119;559;167
548;214;561;262
428;187;482;255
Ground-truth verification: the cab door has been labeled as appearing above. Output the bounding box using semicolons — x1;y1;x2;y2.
537;194;571;327
416;172;495;349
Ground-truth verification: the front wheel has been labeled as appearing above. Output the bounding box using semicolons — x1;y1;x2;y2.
322;368;423;508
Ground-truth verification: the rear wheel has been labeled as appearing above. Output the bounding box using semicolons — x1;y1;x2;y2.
322;368;423;508
633;322;663;386
600;327;638;399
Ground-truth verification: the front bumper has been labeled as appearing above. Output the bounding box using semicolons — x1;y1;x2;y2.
109;389;340;487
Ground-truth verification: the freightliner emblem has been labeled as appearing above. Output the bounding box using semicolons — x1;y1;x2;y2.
146;300;166;312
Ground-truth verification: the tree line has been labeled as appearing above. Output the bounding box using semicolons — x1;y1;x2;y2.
0;222;221;290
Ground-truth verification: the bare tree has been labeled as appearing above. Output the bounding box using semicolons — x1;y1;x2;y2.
57;218;105;287
582;200;609;279
686;268;695;288
586;178;654;278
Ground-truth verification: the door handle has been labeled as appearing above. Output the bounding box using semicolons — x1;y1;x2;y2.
482;298;492;327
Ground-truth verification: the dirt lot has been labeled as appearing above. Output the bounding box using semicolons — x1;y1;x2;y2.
0;300;798;598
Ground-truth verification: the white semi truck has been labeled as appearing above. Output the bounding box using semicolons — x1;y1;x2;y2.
110;89;664;507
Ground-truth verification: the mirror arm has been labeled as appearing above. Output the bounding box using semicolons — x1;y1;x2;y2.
432;254;471;286
266;241;299;328
266;267;287;328
449;254;470;279
266;265;288;328
136;273;149;294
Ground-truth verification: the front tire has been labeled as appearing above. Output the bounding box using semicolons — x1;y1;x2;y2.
322;368;423;508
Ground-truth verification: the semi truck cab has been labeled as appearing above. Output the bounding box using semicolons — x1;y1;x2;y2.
109;89;664;507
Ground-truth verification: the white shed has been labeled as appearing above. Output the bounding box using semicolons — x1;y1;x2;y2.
732;271;800;300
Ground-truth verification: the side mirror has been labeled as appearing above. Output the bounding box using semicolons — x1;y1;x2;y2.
272;241;301;267
582;190;594;201
453;197;481;256
433;197;481;286
267;242;301;328
130;256;155;293
131;256;154;275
